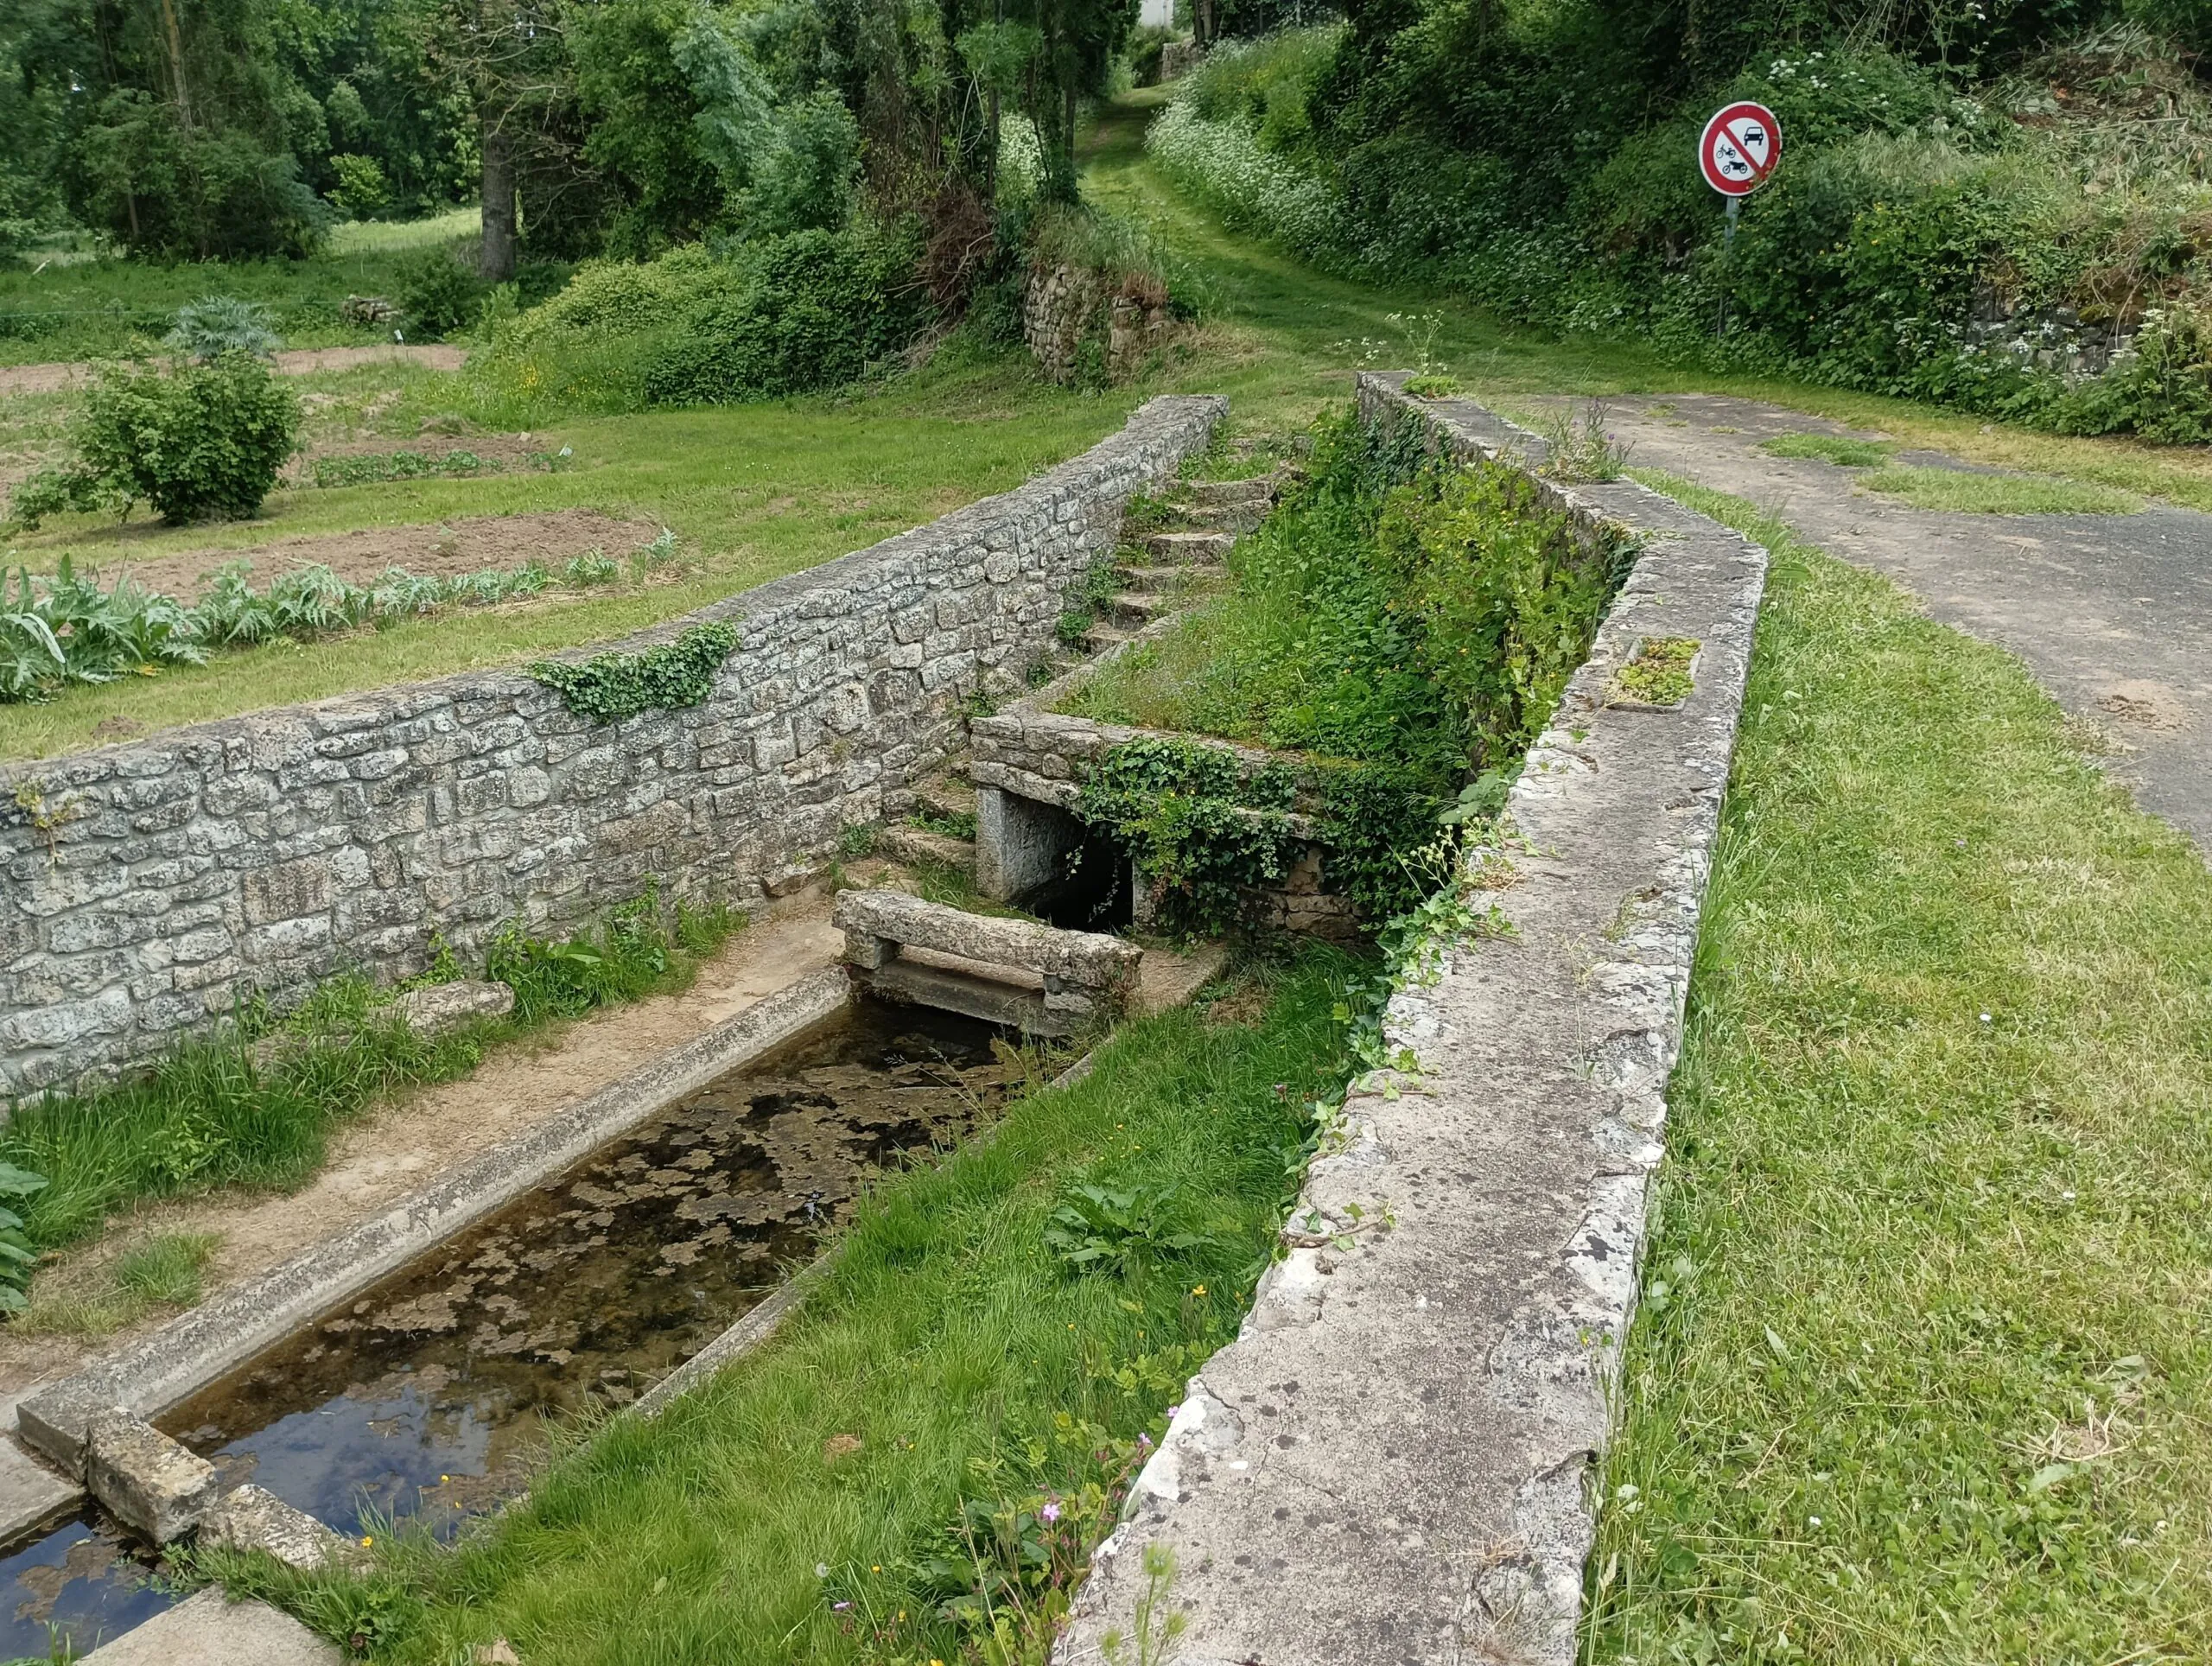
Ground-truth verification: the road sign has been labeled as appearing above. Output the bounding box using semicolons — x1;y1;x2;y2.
1700;100;1781;196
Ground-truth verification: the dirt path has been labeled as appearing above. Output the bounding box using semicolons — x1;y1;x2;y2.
0;343;466;397
0;894;845;1400
1567;393;2212;855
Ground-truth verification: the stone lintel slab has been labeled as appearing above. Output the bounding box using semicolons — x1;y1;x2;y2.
833;887;1139;992
1056;380;1769;1666
83;1408;219;1543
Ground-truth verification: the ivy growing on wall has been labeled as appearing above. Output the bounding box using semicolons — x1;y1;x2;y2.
1074;736;1299;938
530;622;741;724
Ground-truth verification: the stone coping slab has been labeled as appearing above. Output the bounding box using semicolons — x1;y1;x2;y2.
834;888;1141;988
16;969;849;1476
1057;378;1770;1665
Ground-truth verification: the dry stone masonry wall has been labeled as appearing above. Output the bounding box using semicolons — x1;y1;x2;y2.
0;396;1225;1096
1058;378;1770;1666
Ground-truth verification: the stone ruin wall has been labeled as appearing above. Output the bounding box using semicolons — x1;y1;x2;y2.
0;396;1227;1096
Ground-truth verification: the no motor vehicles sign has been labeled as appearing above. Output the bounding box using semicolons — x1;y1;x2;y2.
1700;100;1781;196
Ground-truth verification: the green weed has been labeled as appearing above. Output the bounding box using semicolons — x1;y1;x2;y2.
1854;464;2145;515
1758;431;1897;467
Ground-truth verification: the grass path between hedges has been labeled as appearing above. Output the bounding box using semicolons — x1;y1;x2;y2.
1584;476;2212;1663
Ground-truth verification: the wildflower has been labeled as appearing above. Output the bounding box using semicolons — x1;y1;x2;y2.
361;1536;373;1547
834;1601;852;1612
1041;1499;1063;1523
1191;1284;1206;1296
1139;1432;1154;1449
1165;1402;1182;1419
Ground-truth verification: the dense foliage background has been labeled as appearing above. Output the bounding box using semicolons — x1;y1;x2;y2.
1150;2;2212;440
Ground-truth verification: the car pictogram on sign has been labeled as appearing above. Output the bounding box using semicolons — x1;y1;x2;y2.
1700;100;1781;196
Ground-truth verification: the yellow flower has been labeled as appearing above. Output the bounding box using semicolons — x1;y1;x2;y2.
1191;1285;1206;1296
361;1536;373;1547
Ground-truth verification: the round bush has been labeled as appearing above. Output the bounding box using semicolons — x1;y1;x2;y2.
79;353;302;524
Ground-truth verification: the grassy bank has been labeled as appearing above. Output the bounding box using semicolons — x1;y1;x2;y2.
1;893;738;1319
214;951;1353;1664
1585;479;2212;1661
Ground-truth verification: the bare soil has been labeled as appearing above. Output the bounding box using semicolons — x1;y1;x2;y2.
0;344;466;397
0;893;845;1400
70;508;664;600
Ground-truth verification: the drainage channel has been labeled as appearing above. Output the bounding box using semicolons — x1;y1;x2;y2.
0;995;1023;1658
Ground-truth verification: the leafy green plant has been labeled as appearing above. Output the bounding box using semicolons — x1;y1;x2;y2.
165;296;283;361
564;550;621;587
1044;1181;1217;1278
0;1162;49;1313
1403;372;1460;397
529;620;740;724
395;245;487;340
0;557;206;703
21;351;303;526
1075;736;1297;937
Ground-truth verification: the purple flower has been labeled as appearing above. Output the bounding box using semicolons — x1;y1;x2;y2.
1040;1499;1063;1523
1138;1432;1154;1449
1164;1402;1182;1419
833;1601;852;1612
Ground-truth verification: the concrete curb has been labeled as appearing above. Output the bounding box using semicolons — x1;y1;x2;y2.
15;968;849;1483
1057;380;1770;1666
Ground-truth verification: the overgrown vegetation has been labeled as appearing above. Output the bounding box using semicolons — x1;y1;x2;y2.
1587;474;2212;1660
1148;15;2212;444
214;948;1356;1666
1065;404;1628;929
0;891;738;1309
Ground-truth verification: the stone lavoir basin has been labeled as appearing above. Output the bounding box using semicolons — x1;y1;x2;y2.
0;995;1023;1658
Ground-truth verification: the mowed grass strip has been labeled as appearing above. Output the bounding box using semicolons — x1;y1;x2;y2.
1585;475;2212;1663
222;954;1351;1664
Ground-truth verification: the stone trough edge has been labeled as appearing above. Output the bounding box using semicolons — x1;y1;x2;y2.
1053;377;1770;1666
12;966;850;1488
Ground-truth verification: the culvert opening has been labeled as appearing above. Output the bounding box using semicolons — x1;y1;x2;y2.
1020;829;1131;932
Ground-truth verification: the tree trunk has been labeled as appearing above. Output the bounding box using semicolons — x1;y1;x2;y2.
480;116;518;282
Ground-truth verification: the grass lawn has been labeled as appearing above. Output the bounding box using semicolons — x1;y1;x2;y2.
0;352;1141;760
0;210;488;365
1586;475;2212;1663
215;951;1351;1665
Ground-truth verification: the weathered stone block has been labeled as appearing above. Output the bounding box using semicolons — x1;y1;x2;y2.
84;1408;220;1543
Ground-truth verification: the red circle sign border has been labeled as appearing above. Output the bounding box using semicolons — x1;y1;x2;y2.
1700;100;1781;197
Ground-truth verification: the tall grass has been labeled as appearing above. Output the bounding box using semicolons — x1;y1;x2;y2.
1585;476;2212;1661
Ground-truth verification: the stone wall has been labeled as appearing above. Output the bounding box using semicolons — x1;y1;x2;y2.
1059;378;1770;1666
1022;264;1179;386
0;396;1226;1096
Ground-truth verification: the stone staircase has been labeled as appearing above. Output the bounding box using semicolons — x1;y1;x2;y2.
1077;472;1279;657
880;472;1281;880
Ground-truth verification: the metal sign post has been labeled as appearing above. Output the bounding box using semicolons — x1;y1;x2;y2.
1699;100;1780;340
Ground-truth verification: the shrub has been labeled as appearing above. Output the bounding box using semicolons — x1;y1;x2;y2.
396;246;488;340
71;352;302;524
640;224;929;404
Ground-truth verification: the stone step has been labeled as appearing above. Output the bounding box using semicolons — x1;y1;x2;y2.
1082;621;1136;653
878;823;977;871
1146;530;1234;563
1172;500;1267;533
912;769;977;823
1113;562;1194;589
1181;475;1275;507
1106;591;1164;627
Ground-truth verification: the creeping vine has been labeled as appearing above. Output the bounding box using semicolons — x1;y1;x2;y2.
531;621;740;724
